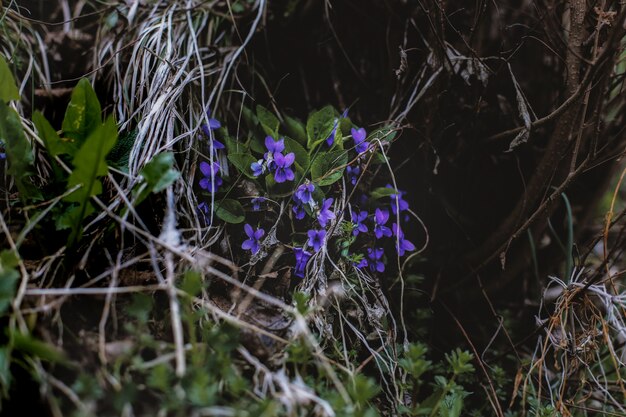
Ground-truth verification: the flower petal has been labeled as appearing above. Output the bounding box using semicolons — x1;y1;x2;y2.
199;161;212;176
283;152;295;166
209;118;221;130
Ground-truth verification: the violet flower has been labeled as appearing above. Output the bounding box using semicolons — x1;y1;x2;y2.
373;208;392;239
295;182;314;204
201;108;222;131
264;136;285;170
293;248;312;278
346;165;360;186
242;224;265;255
199;161;222;193
274;152;296;183
251;197;265;211
307;229;326;252
367;248;385;273
326;119;339;147
251;159;265;177
326;110;348;147
354;258;369;269
265;135;285;154
200;108;225;150
351;127;368;154
317;198;335;227
198;201;210;216
387;184;410;215
351;210;368;236
392;223;416;256
292;201;306;220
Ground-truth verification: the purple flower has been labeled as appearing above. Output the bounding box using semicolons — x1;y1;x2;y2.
199;161;222;193
242;224;265;254
208;138;225;151
387;184;410;215
351;128;368;154
374;208;392;239
392;223;416;256
200;108;225;150
351;210;368;236
307;229;326;252
0;153;5;160
326;110;348;147
198;201;210;215
346;165;360;186
293;248;312;278
367;248;385;272
251;159;265;177
273;152;295;183
202;108;222;131
295;182;315;204
263;136;285;171
251;197;265;211
292;201;306;220
354;258;368;269
317;198;336;227
265;136;285;154
326;119;339;147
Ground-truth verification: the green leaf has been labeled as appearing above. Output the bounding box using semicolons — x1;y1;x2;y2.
12;332;66;363
0;56;20;102
446;349;475;375
283;136;309;170
241;105;258;130
180;271;203;297
256;105;279;137
224;136;248;155
0;102;42;201
107;129;137;171
0;250;19;316
54;205;87;231
347;374;380;406
249;134;266;154
339;116;353;135
284;115;306;145
33;111;74;157
293;292;311;315
228;153;258;179
127;293;153;323
140;152;180;194
62;78;102;143
63;116;118;243
310;150;348;186
369;126;397;143
147;363;172;391
128;152;179;211
214;199;245;224
370;186;397;200
0;347;12;396
439;392;467;417
306;106;336;149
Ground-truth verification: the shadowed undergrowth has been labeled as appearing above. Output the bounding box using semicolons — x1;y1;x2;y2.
0;1;626;416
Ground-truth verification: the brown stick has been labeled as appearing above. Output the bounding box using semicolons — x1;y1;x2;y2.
466;1;609;268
